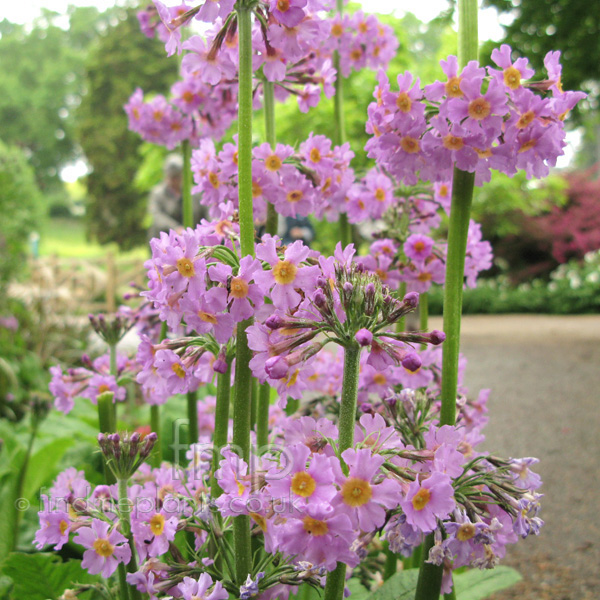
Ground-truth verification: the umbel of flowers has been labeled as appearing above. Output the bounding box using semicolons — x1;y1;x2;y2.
39;0;585;599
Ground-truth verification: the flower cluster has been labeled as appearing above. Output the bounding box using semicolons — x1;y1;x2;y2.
366;46;586;185
125;80;238;149
191;134;355;222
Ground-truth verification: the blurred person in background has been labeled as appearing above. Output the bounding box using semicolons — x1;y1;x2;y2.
148;154;205;240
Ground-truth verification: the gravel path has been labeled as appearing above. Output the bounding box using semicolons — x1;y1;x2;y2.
427;315;600;600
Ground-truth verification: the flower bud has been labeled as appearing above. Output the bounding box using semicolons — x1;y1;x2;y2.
403;292;420;308
429;330;446;345
355;328;373;347
265;314;284;330
401;352;422;373
265;356;288;380
313;289;327;309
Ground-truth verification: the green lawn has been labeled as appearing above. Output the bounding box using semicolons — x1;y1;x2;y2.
38;217;147;260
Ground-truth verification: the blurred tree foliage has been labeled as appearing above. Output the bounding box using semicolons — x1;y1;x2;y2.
0;141;43;287
0;8;116;190
481;0;598;116
76;9;177;250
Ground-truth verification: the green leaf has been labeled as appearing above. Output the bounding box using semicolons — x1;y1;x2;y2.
359;569;420;600
1;552;100;600
453;566;522;600
23;437;76;501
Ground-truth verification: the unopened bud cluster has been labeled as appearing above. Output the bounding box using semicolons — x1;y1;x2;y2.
98;431;158;480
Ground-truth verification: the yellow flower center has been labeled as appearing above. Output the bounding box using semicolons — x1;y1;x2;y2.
468;97;491;120
277;0;290;11
285;369;299;388
309;147;321;163
176;257;195;278
59;520;69;536
265;154;282;171
172;363;186;378
198;310;218;324
374;188;386;202
250;512;267;532
417;271;432;282
373;373;387;385
475;147;493;158
98;384;111;394
503;66;521;90
273;260;298;285
400;136;420;154
438;184;449;197
516;110;535;129
396;92;412;113
414;241;426;252
445;76;463;98
331;23;343;37
290;471;317;497
252;181;263;198
182;91;194;103
287;190;303;203
519;139;537;153
93;538;115;558
350;48;363;61
150;513;165;536
230;277;249;299
208;172;220;188
411;487;431;511
341;477;373;507
443;135;464;151
457;523;476;541
232;151;238;165
302;516;329;536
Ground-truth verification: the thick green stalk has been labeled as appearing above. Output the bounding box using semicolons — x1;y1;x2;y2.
263;80;278;236
181;140;199;447
187;390;199;446
419;291;429;349
150;321;168;467
211;360;232;499
182;139;193;229
232;3;255;586
109;342;118;427
440;169;475;426
118;478;142;600
414;533;444;600
323;342;361;600
256;383;270;450
416;2;478;599
332;0;350;247
336;343;361;454
150;404;161;468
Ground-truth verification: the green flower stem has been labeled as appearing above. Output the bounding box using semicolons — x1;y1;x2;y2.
323;342;361;600
150;405;161;468
182;139;193;229
232;3;255;586
181;139;200;448
332;0;351;247
150;322;168;467
440;170;475;426
383;543;397;580
263;80;278;237
117;563;130;600
414;532;444;600
109;342;118;427
419;291;429;349
187;390;199;447
118;477;142;600
416;2;478;599
256;382;271;450
396;282;407;332
211;359;232;499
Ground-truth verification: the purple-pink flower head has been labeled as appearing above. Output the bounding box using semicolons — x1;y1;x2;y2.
404;234;434;262
401;471;456;533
